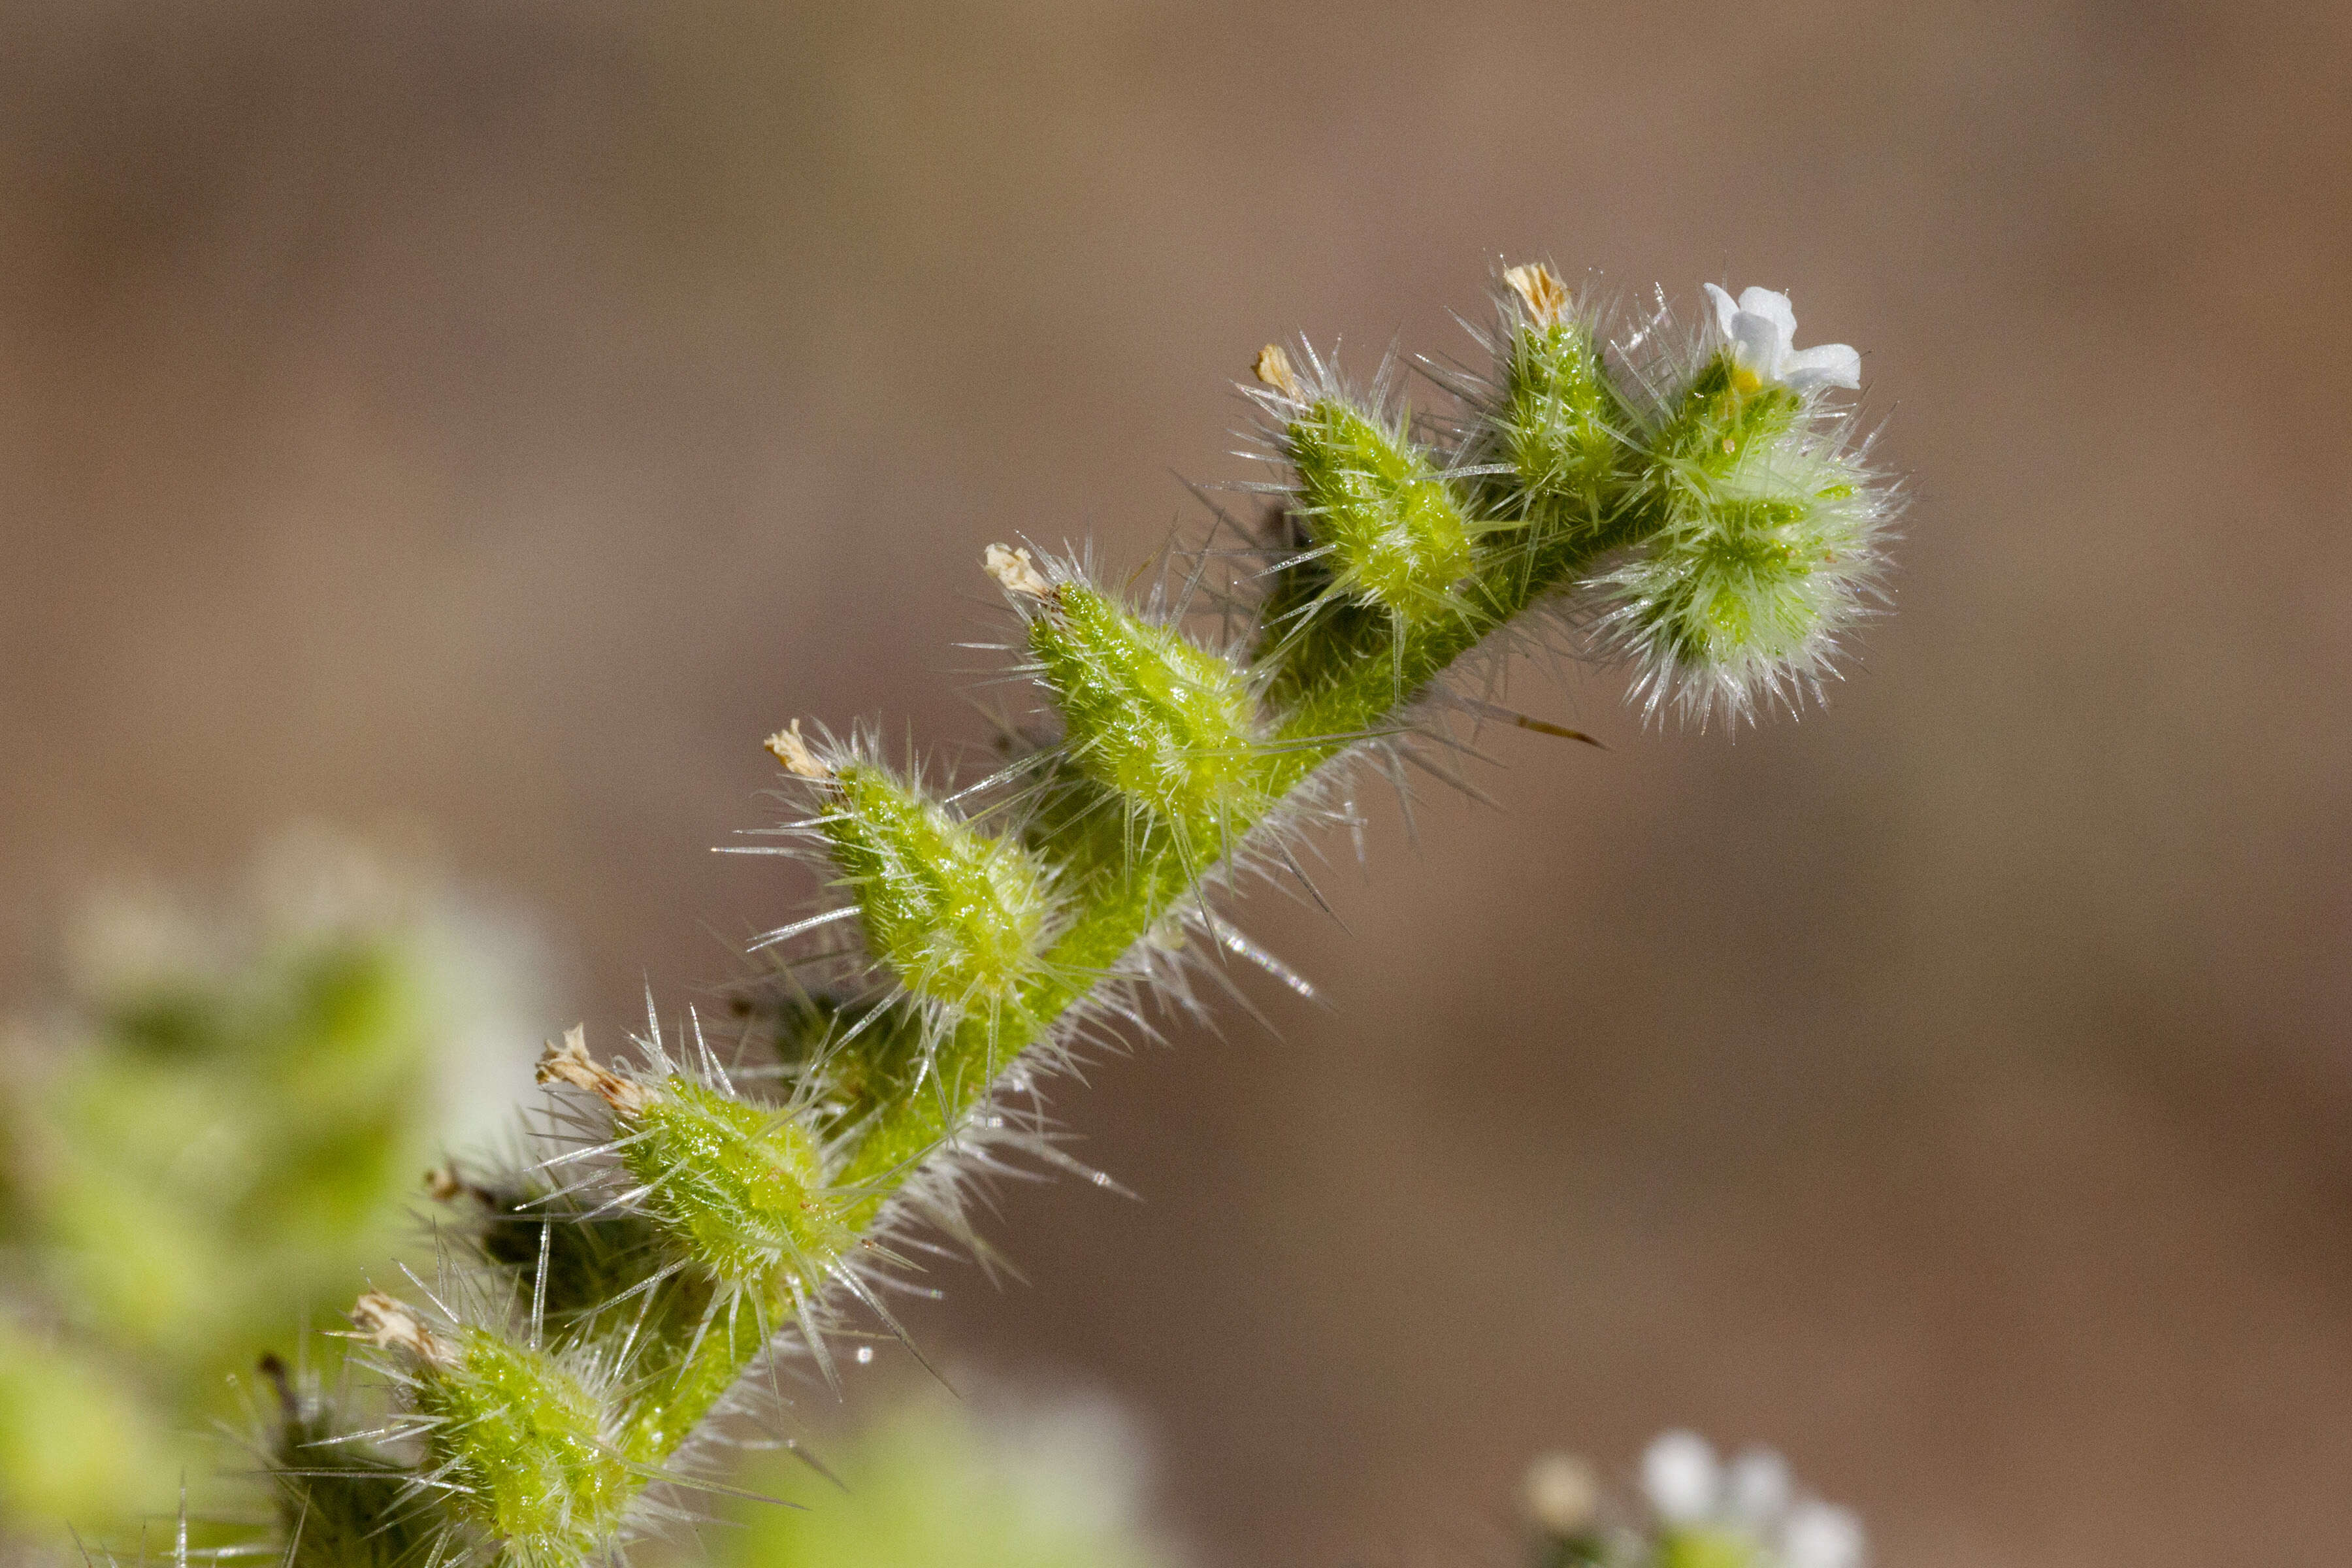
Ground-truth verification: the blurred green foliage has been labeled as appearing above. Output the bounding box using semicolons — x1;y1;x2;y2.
719;1386;1179;1568
0;842;527;1543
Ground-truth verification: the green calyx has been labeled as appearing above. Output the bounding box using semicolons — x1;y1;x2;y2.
1489;314;1639;543
619;1077;850;1285
1028;583;1267;841
1654;1526;1765;1568
1654;351;1802;472
1619;418;1876;689
1656;493;1818;666
414;1328;632;1567
1277;384;1477;624
821;764;1052;1008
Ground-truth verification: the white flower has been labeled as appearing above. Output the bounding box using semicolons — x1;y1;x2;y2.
1642;1429;1722;1524
1724;1446;1792;1525
1780;1501;1867;1568
1637;1430;1867;1568
1703;284;1862;395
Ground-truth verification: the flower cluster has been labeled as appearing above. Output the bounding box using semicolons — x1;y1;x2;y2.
1582;282;1891;725
1523;1431;1866;1568
1642;1431;1865;1568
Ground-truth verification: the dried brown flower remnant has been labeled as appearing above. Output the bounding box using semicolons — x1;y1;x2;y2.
534;1025;649;1115
1504;262;1571;327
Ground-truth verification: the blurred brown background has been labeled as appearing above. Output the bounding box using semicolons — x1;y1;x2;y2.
3;1;2349;1564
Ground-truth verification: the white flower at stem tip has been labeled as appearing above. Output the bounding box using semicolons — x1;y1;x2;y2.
1635;1429;1867;1568
1780;1500;1867;1568
1642;1429;1722;1524
1703;283;1862;395
1724;1446;1792;1525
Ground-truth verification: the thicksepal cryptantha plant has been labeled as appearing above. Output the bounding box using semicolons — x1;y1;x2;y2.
260;265;1900;1568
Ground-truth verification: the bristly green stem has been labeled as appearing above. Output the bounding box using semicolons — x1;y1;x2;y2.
617;309;1672;1481
276;264;1896;1568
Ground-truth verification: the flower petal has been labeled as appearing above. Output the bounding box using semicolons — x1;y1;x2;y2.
1702;282;1740;342
1641;1430;1720;1524
1725;1448;1791;1524
1783;341;1862;392
1781;1502;1867;1568
1737;286;1799;342
1730;308;1786;376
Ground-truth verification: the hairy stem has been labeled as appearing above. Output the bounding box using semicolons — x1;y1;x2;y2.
282;265;1897;1568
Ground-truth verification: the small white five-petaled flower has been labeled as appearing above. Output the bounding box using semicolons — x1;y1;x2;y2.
1703;284;1862;395
1641;1430;1867;1568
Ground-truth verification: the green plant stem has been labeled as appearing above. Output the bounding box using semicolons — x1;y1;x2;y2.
284;270;1898;1568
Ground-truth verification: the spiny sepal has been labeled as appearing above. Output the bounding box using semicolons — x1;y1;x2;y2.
1478;263;1641;546
1650;348;1806;473
1252;342;1480;630
348;1295;635;1568
617;1077;851;1287
415;1330;633;1568
792;745;1055;1012
1593;434;1886;727
528;1024;857;1330
996;549;1267;853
